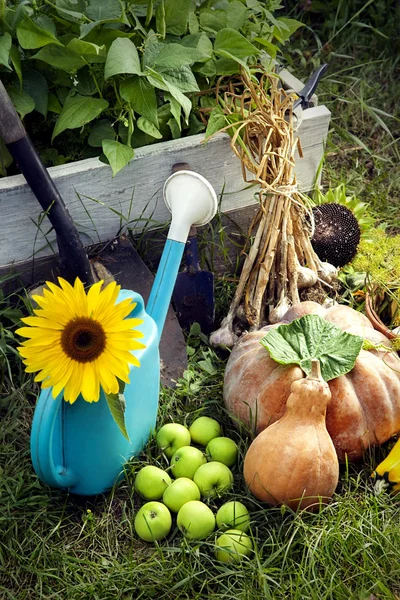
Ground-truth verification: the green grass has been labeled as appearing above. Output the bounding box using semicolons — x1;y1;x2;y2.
2;348;400;600
2;4;400;599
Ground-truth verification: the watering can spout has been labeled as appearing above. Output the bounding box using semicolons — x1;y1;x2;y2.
146;170;218;338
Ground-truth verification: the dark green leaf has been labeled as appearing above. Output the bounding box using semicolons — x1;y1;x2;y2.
199;9;227;32
75;67;99;95
181;33;213;63
189;12;199;34
0;33;12;69
260;314;364;382
9;45;22;86
104;390;130;441
164;0;191;35
214;28;259;60
137;116;162;139
48;93;63;114
102;140;135;177
31;45;86;72
159;66;199;93
104;38;141;79
120;76;158;127
86;0;122;21
146;70;192;121
153;43;204;69
52;95;109;140
7;86;35;119
88;119;115;147
55;0;85;22
34;15;57;37
167;117;181;139
16;15;61;50
67;38;107;62
165;92;181;130
273;17;304;43
205;106;227;139
22;70;48;117
226;1;249;30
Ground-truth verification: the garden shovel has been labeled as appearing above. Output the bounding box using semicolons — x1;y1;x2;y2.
171;163;215;334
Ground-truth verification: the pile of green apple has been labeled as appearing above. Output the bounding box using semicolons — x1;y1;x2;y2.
133;416;253;563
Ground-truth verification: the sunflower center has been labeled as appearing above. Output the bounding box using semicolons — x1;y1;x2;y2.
61;317;106;363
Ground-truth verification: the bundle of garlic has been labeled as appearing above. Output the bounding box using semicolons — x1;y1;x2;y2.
209;69;336;348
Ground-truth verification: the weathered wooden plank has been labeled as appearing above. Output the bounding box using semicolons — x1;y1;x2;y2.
0;105;330;269
0;61;330;269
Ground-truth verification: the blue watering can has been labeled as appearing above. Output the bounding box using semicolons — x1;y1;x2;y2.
30;170;218;496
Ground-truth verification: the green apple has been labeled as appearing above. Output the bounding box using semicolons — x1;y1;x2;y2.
206;437;238;467
163;477;201;512
193;461;233;498
189;416;222;446
177;500;215;540
134;501;172;543
134;465;172;500
215;529;253;563
156;423;191;459
216;501;250;532
170;446;207;480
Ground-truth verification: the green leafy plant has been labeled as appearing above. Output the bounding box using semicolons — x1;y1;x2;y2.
0;0;302;176
260;314;364;381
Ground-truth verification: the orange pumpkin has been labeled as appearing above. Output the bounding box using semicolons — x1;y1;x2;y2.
224;301;400;461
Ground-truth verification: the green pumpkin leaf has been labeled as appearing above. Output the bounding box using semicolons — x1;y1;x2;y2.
260;314;364;382
104;37;142;79
16;15;62;50
52;95;109;140
102;139;135;177
104;389;130;442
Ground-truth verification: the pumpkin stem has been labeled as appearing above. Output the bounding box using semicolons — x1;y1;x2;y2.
309;359;322;380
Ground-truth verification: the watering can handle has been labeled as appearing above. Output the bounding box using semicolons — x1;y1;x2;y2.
30;388;79;489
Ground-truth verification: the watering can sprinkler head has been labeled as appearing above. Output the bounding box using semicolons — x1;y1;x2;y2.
146;169;218;339
163;170;218;243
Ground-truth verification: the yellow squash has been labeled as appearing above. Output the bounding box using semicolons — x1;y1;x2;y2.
372;439;400;492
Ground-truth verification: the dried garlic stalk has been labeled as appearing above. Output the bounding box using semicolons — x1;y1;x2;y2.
209;70;332;348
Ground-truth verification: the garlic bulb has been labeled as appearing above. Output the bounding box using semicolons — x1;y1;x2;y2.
319;262;338;284
269;297;291;324
209;317;239;348
297;266;318;290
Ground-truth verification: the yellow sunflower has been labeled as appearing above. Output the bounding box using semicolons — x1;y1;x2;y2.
16;277;145;404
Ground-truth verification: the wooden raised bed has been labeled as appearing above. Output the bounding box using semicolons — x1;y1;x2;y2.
0;69;330;277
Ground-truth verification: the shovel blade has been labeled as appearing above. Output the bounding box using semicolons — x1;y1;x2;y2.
172;270;214;334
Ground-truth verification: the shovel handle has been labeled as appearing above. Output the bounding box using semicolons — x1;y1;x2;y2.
0;79;94;285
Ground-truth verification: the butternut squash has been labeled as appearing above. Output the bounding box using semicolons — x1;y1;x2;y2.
243;360;339;511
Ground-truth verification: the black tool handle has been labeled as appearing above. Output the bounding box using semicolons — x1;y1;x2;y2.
0;80;94;285
293;64;328;109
